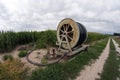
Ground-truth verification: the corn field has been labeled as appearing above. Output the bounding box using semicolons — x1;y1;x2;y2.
0;30;107;53
0;31;36;53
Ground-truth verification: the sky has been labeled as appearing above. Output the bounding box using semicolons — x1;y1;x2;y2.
0;0;120;34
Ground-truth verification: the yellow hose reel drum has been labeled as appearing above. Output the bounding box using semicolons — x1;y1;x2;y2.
57;18;87;50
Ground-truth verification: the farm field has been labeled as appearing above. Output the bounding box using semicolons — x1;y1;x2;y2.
0;0;120;80
100;39;120;80
1;30;119;80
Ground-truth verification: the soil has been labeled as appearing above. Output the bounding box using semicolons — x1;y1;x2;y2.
0;45;61;71
0;45;48;71
28;49;47;63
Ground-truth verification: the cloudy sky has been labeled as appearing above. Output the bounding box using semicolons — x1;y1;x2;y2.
0;0;120;33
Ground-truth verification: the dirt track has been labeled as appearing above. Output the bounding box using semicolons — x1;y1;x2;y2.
76;39;110;80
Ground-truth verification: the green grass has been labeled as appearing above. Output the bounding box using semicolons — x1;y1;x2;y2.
113;36;120;45
86;32;108;44
0;59;29;80
0;31;108;53
30;38;109;80
2;54;13;61
18;50;28;57
100;39;120;80
35;30;56;49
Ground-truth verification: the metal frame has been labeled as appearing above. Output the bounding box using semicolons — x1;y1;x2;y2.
56;34;88;56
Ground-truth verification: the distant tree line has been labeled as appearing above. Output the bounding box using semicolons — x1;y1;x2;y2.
113;33;120;36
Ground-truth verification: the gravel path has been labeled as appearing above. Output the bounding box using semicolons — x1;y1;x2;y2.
76;39;110;80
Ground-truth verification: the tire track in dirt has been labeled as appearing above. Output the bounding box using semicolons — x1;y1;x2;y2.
76;39;110;80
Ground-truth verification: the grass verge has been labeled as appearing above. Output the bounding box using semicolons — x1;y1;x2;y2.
0;59;29;80
100;39;120;80
113;36;120;45
30;38;109;80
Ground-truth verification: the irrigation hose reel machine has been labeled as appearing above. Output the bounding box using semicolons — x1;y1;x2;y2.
56;18;88;56
26;18;88;66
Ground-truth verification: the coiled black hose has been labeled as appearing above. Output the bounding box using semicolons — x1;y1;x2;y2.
26;45;68;66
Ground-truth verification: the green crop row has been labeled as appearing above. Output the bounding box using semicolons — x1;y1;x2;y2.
0;30;108;53
100;39;120;80
30;38;109;80
0;30;56;53
0;31;37;53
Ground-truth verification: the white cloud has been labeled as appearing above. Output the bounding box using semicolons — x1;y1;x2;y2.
0;0;120;33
